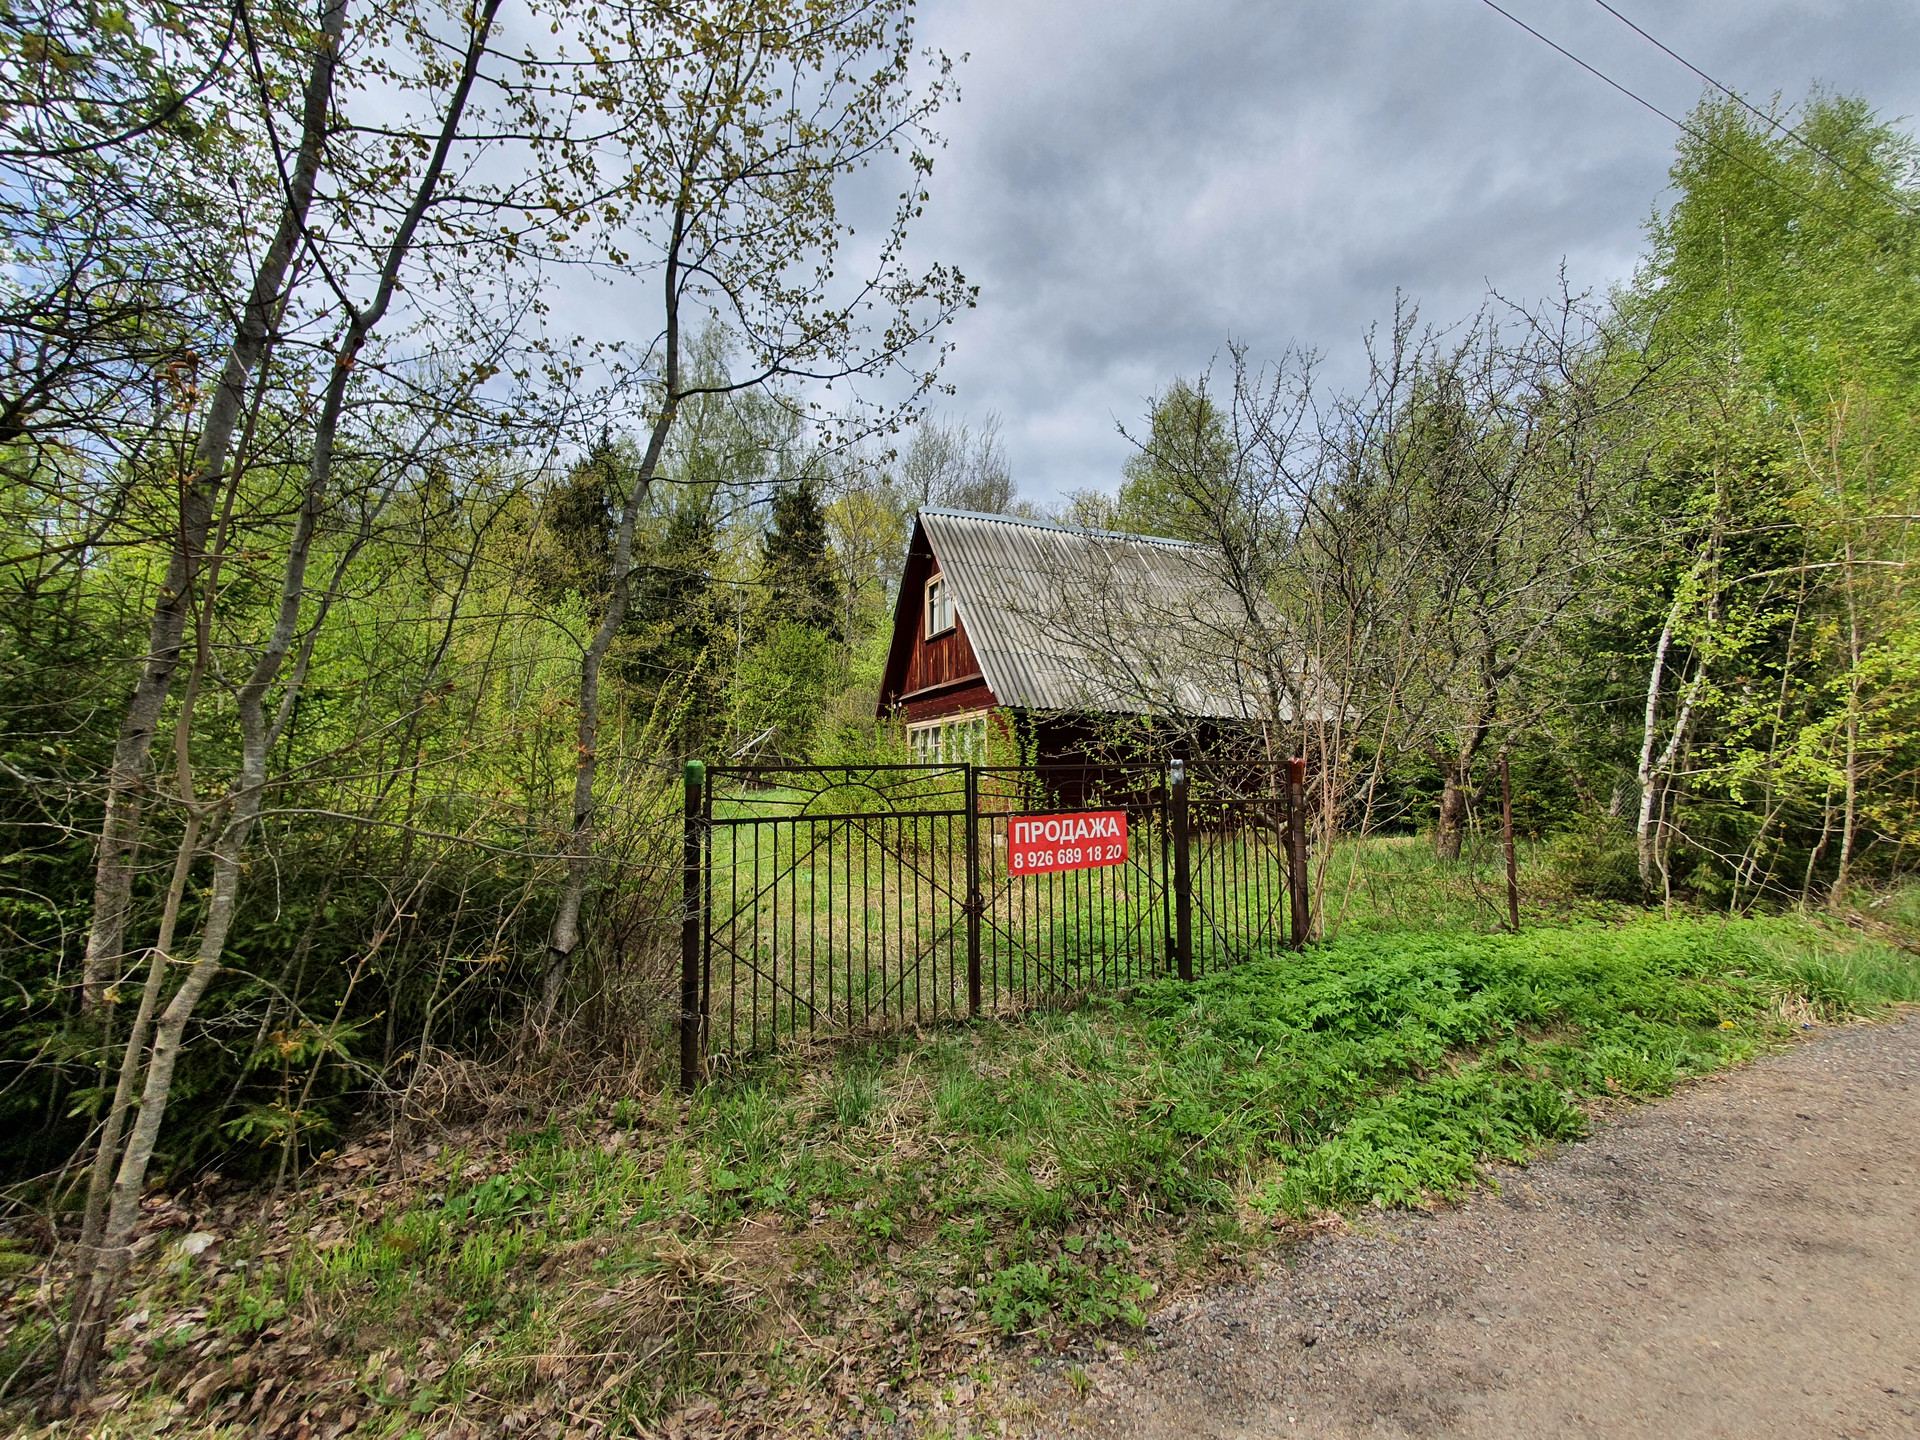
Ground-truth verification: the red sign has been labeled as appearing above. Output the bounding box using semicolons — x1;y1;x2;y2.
1006;811;1129;874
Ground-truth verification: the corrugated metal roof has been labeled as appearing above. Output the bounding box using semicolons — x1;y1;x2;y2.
920;509;1284;721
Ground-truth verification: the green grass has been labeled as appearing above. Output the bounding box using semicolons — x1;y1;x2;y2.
1752;913;1920;1003
1871;879;1920;935
1317;830;1628;934
59;912;1918;1435
357;924;1919;1250
698;816;1609;1058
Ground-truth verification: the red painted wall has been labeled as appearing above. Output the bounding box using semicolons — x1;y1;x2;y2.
904;558;983;693
880;537;1000;723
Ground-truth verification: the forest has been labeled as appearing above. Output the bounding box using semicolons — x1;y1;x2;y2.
0;0;1916;1418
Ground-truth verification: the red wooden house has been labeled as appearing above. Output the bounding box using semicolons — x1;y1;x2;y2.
876;509;1271;764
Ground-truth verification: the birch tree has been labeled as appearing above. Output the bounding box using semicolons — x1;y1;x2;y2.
538;0;970;1021
49;0;969;1395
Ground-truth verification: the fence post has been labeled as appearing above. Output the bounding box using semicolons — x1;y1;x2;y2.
1286;755;1308;950
680;759;705;1092
1171;759;1192;981
965;763;982;1016
1500;753;1520;933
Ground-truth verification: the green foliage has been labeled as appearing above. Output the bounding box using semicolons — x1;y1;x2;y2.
639;919;1909;1243
754;479;842;643
731;619;842;762
1270;1069;1585;1213
528;444;622;613
0;0;974;1198
1636;91;1920;405
620;499;727;753
1555;89;1920;899
1546;818;1646;903
1115;379;1231;542
141;915;1909;1434
980;1240;1151;1334
1115;919;1892;1212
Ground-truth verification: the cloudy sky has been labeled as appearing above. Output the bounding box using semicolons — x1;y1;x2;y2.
889;0;1920;502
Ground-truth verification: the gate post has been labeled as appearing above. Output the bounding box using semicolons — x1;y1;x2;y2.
1286;756;1309;951
680;759;706;1092
964;763;982;1016
1171;759;1192;981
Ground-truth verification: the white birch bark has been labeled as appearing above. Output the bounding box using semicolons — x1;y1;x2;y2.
1831;541;1862;909
79;0;347;1013
56;0;501;1396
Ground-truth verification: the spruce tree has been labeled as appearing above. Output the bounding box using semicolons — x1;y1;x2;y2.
754;478;842;643
620;501;725;750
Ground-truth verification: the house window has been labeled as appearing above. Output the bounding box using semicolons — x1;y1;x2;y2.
909;711;989;765
925;574;955;638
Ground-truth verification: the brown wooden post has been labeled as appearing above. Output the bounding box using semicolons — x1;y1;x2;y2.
1170;759;1192;981
1500;752;1520;933
1286;756;1308;950
680;759;705;1091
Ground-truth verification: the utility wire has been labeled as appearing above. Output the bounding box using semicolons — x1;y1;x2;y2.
1588;0;1919;217
1474;0;1893;243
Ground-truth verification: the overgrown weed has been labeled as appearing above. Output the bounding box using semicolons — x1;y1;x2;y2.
6;914;1914;1437
1319;831;1637;935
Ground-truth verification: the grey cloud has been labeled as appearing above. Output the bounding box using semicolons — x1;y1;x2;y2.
904;0;1920;498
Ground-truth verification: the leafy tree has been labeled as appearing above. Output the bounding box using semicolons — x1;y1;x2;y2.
1115;379;1233;541
536;0;969;1016
731;619;841;761
1590;90;1920;900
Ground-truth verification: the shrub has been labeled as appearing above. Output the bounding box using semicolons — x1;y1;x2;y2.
1547;817;1645;902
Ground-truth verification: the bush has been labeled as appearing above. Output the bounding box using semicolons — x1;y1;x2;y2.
1547;816;1646;902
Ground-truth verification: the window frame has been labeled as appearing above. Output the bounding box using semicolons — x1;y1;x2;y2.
925;573;955;639
907;709;990;765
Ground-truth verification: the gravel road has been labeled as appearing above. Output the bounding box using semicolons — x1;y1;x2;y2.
1022;1013;1920;1439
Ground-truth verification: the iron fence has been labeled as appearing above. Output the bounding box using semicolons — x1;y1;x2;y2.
679;758;1311;1085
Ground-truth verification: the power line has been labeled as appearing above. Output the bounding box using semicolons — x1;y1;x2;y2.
1588;0;1919;218
1477;0;1688;134
1473;0;1892;243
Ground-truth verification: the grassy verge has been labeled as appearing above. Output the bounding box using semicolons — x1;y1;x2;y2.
5;913;1915;1438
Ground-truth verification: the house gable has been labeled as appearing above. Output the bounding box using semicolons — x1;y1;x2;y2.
876;516;996;721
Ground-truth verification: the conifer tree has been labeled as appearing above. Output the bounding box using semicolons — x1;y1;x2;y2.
754;479;843;643
620;501;725;752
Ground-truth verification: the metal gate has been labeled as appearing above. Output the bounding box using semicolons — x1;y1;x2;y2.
974;763;1174;1007
678;759;1309;1084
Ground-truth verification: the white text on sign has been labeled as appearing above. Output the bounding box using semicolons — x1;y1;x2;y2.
1006;811;1129;874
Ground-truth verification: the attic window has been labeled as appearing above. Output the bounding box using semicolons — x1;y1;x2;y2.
925;574;955;638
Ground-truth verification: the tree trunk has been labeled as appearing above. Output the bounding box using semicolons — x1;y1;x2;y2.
57;806;256;1398
1830;541;1862;910
1433;717;1490;862
540;407;680;1022
541;205;690;1025
56;0;499;1394
1634;600;1676;890
1434;769;1469;860
65;810;200;1345
1635;585;1707;892
78;0;347;1014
